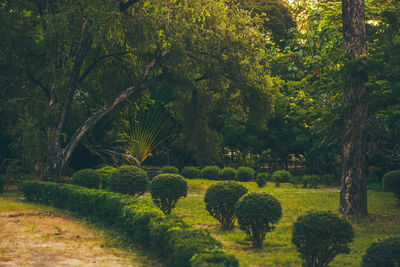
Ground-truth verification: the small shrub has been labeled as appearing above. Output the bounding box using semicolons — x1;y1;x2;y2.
97;165;116;189
308;175;320;189
256;173;269;188
0;177;6;193
362;237;400;267
292;211;354;267
204;181;248;230
236;166;255;182
219;167;237;180
161;165;179;174
72;169;101;189
235;192;282;248
300;175;312;188
149;174;188;215
383;170;400;201
201;166;221;179
108;166;149;197
191;252;239;267
321;173;337;186
181;166;200;179
271;170;291;187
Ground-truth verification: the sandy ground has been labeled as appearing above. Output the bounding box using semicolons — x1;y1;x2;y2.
0;211;156;267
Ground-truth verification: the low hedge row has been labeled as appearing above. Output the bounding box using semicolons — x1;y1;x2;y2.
21;180;238;267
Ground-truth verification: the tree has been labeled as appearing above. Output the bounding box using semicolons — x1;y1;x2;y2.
339;0;368;216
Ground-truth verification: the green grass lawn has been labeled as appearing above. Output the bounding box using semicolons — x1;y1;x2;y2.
159;179;399;267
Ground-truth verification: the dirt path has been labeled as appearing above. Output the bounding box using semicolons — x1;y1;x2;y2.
0;211;159;267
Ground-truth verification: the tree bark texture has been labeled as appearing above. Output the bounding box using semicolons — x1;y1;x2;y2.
340;0;368;216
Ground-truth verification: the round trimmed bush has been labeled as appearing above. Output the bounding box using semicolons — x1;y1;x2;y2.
256;173;269;188
309;175;320;189
235;192;282;248
362;237;400;267
383;170;400;201
204;181;248;230
72;169;101;189
108;166;149;196
191;252;239;267
161;165;179;174
181;166;201;179
236;167;255;181
292;211;354;267
219;167;237;181
322;173;337;186
150;173;188;215
0;177;5;193
97;165;116;189
272;170;291;187
201;166;221;179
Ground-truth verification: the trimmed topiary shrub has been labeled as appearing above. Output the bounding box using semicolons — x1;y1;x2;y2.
0;177;5;193
201;166;221;179
108;166;149;197
72;169;101;189
235;192;282;248
149;174;188;215
191;252;239;267
236;166;255;181
256;173;269;188
383;170;400;201
362;237;400;267
308;175;320;189
181;166;201;179
292;211;354;267
321;173;337;186
219;167;237;181
97;165;116;189
161;165;179;174
271;170;291;187
204;181;248;230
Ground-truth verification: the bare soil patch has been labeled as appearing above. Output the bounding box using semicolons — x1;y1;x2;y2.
0;211;158;266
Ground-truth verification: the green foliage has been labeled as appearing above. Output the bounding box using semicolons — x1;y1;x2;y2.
181;166;201;179
236;167;255;182
201;166;221;180
204;181;248;230
149;174;188;215
235;192;282;248
362;237;400;267
219;167;237;181
308;175;321;189
383;170;400;201
292;211;354;267
161;165;179;174
0;177;5;193
272;170;292;187
96;165;116;189
191;252;239;267
256;172;269;188
108;166;149;197
321;173;338;186
21;180;236;267
72;169;101;189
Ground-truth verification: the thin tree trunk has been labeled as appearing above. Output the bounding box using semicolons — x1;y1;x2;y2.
339;0;368;216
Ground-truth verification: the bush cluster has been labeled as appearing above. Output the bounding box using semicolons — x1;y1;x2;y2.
181;166;201;179
256;173;269;188
21;180;237;267
0;177;5;193
219;167;237;181
292;211;354;267
150;174;188;215
96;165;116;189
236;166;255;181
362;237;400;267
383;170;400;201
235;192;282;248
271;170;291;187
200;166;221;179
204;181;248;230
72;169;101;189
108;166;148;197
161;165;179;174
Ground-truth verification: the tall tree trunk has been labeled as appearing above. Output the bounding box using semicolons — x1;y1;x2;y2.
339;0;368;216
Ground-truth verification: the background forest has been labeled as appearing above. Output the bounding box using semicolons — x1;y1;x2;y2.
0;0;399;187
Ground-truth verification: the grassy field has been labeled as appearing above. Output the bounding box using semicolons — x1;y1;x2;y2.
0;191;160;267
159;179;399;267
